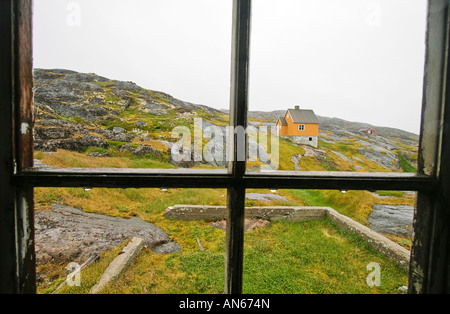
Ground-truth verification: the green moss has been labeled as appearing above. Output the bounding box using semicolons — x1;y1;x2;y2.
83;146;109;154
107;140;131;149
397;152;417;173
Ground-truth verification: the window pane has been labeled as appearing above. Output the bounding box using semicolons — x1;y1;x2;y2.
34;187;227;294
247;0;427;173
32;0;232;170
242;188;414;293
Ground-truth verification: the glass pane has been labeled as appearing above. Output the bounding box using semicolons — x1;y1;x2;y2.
247;0;427;173
242;188;414;293
35;187;227;294
32;0;232;170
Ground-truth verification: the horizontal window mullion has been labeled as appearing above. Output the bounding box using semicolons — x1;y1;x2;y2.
244;171;436;192
16;168;435;191
15;175;232;189
15;168;231;188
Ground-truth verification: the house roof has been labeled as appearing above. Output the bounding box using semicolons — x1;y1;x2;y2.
278;117;287;126
287;108;319;124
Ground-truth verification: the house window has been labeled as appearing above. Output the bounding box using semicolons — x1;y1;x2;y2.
3;0;450;295
299;124;305;131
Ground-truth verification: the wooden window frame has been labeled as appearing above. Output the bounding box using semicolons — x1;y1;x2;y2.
298;124;305;131
1;0;449;294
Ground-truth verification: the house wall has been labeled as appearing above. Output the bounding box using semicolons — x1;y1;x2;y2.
276;120;288;136
284;112;319;137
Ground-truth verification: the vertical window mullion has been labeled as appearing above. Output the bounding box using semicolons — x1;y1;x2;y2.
225;185;246;294
409;0;450;293
225;0;252;294
12;0;35;294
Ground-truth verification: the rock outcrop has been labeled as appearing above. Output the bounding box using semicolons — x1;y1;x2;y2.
33;68;228;166
35;204;180;265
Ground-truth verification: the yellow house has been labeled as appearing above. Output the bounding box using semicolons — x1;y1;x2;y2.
276;106;319;147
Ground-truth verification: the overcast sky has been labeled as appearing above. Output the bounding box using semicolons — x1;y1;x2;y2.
33;0;428;134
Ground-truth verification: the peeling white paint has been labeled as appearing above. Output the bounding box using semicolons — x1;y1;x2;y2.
14;195;31;281
20;122;29;135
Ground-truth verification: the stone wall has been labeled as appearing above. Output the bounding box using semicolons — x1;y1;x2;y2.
284;135;318;148
164;205;327;222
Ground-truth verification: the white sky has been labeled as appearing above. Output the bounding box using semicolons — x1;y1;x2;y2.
33;0;428;134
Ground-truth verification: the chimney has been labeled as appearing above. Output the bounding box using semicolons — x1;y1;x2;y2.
294;105;300;110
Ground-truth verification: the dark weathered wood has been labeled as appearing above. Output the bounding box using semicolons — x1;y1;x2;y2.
224;0;251;294
225;184;246;294
245;171;436;191
408;0;450;294
14;188;36;294
428;90;450;291
0;0;35;294
0;0;18;294
228;0;251;177
417;0;447;177
13;0;36;294
16;168;231;188
16;168;435;191
14;0;34;171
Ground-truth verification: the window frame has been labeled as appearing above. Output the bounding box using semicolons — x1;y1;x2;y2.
1;0;449;294
298;124;305;131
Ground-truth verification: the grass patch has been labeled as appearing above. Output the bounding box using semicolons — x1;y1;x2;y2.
375;190;405;197
47;219;408;294
276;139;306;170
243;219;407;293
41;239;130;294
285;189;376;224
35;149;176;169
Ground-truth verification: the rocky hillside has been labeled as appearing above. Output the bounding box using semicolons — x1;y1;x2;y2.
33;68;228;167
33;68;418;172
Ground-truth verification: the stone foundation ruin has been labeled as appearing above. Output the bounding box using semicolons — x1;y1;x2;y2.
164;205;410;270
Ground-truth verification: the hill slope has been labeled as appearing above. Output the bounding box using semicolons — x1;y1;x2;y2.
33;68;229;168
33;68;418;172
